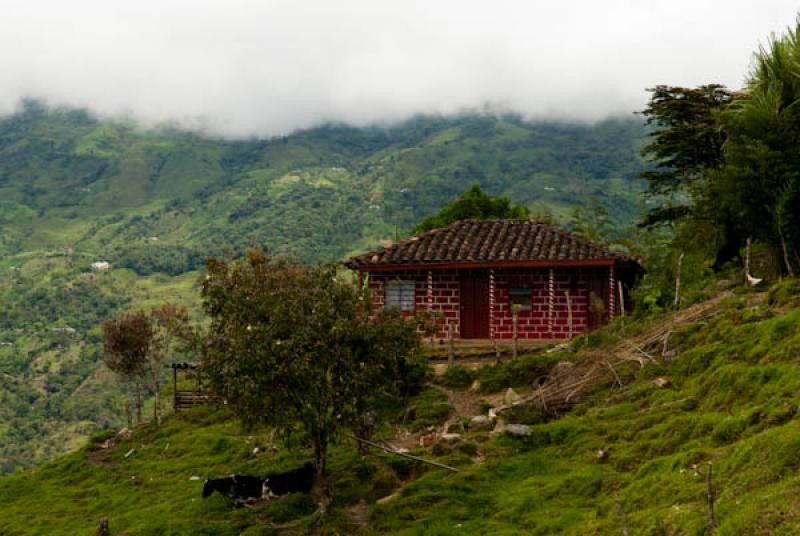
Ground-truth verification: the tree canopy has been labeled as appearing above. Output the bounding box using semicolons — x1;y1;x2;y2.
639;18;800;275
413;184;529;234
197;251;424;501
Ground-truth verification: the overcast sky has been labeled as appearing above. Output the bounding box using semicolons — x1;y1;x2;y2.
0;1;797;137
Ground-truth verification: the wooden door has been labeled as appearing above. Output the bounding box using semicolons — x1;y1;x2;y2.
460;272;489;338
587;272;609;329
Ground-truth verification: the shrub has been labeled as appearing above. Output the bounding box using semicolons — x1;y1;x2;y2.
477;353;561;393
438;366;474;390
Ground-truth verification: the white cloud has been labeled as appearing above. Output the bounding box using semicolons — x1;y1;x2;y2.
0;0;796;136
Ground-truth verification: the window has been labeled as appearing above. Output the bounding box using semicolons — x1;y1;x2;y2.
509;286;532;311
385;280;416;311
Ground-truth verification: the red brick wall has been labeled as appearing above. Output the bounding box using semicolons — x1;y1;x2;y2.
367;270;461;339
494;268;585;340
366;266;611;341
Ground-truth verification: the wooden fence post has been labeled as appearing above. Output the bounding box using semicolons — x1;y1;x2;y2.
512;305;519;359
565;290;573;339
674;252;685;310
172;365;178;412
615;500;629;536
706;463;718;533
447;323;454;369
96;517;110;536
744;237;752;284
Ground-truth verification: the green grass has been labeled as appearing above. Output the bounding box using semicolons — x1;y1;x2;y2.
5;284;800;533
367;288;800;534
0;406;395;535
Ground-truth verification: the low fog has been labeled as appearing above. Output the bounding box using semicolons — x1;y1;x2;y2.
0;0;797;137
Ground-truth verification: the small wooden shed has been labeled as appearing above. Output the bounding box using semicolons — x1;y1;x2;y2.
346;219;643;342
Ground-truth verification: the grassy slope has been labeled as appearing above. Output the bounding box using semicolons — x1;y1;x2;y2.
3;281;800;534
0;103;647;474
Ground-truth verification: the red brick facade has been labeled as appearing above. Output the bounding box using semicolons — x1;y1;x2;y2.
367;266;616;341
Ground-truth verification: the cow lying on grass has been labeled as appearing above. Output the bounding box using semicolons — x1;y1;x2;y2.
202;462;316;503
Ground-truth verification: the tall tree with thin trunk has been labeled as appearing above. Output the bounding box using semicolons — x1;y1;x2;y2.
150;303;189;425
102;311;153;425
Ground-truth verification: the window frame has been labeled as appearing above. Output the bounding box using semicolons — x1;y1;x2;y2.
384;279;416;312
509;286;532;312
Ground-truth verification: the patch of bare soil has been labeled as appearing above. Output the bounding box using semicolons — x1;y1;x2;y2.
86;439;117;467
434;384;482;420
86;428;132;467
345;500;370;529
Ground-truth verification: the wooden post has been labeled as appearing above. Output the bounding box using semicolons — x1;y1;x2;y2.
172;365;178;411
565;290;573;339
744;237;751;284
706;463;717;533
96;518;110;536
615;500;629;536
674;252;684;310
447;323;454;369
512;305;519;359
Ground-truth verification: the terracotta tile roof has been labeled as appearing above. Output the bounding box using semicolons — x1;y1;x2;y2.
346;219;639;269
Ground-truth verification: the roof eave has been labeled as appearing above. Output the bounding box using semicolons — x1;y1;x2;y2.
348;258;616;272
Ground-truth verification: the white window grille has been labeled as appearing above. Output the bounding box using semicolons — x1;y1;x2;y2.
385;280;416;311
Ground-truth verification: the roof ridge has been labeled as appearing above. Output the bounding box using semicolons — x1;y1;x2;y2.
344;218;641;269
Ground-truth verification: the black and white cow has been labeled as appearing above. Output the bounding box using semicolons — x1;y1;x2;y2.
202;462;316;502
202;475;264;500
262;462;316;497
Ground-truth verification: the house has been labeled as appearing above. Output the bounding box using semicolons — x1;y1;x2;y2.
345;219;644;341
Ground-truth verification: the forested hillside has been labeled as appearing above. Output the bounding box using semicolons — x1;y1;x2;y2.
0;102;646;474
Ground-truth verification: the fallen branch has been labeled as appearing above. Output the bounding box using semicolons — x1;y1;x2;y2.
346;434;459;473
604;360;624;388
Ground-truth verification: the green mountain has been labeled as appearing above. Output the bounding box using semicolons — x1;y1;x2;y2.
2;282;799;534
0;100;647;474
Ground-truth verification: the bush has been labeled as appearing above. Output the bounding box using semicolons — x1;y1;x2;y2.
477;353;561;393
406;388;451;432
438;366;474;390
767;278;800;307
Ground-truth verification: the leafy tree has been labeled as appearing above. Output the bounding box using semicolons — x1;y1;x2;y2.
715;21;800;276
102;311;153;425
150;303;190;425
569;200;614;243
197;251;423;504
638;84;742;268
639;84;732;198
413;184;529;233
103;306;184;426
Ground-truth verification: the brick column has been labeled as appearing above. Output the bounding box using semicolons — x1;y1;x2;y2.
608;264;616;322
548;268;555;337
489;269;496;340
427;270;433;312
